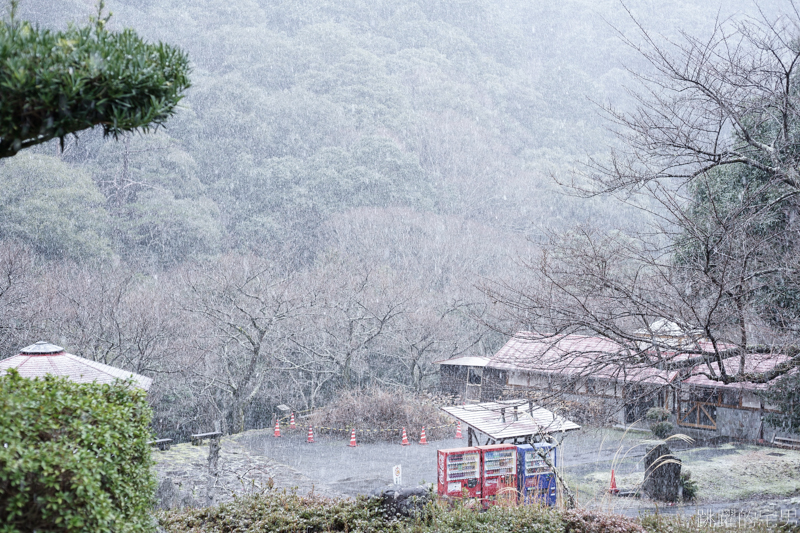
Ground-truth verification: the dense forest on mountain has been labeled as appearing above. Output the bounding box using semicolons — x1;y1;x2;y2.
0;0;785;439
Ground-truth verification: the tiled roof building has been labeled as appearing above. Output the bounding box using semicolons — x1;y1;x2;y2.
438;331;795;442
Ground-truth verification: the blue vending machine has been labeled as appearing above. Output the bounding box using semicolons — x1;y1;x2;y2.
516;443;557;506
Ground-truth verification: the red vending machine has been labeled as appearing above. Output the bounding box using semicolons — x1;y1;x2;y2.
437;447;481;499
478;444;517;507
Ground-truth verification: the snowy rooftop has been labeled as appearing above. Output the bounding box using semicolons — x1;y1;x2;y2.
486;333;677;385
681;352;792;391
434;355;491;367
0;341;152;390
441;400;580;440
485;332;788;390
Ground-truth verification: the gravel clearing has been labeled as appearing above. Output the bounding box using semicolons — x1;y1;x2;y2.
153;424;800;523
238;428;466;497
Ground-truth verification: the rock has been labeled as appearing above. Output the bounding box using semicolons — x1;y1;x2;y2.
155;477;178;510
643;443;681;502
155;476;206;510
372;485;433;518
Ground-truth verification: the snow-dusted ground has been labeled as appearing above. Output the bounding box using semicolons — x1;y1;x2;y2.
154;424;800;524
557;427;800;524
238;428;465;497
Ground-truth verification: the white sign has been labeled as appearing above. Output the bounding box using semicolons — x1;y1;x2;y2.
393;464;402;485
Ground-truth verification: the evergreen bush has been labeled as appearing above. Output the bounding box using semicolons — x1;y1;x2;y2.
645;407;671;423
646;408;673;438
679;469;698;502
0;369;156;533
0;1;190;158
650;421;674;439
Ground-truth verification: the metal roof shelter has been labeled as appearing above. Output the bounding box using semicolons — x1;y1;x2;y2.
0;341;152;390
441;399;580;445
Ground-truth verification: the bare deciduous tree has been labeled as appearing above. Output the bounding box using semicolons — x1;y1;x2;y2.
0;241;38;354
591;4;800;191
45;265;182;376
183;254;304;434
490;6;800;386
285;260;404;400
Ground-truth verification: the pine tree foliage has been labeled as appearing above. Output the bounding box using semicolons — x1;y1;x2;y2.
0;1;190;159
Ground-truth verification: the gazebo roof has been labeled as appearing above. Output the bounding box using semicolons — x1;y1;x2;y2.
0;341;152;390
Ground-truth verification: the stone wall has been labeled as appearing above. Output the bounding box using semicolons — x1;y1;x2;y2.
715;407;762;440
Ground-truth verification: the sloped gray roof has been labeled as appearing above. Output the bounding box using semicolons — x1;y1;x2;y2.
0;341;152;390
486;333;677;385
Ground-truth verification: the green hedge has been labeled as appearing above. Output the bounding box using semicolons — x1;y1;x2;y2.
0;369;156;533
159;492;569;533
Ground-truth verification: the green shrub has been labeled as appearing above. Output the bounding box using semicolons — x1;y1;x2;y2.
423;501;564;533
646;408;673;438
160;492;566;533
0;369;156;533
645;407;671;423
160;492;397;533
563;509;646;533
650;421;674;439
679;469;698;502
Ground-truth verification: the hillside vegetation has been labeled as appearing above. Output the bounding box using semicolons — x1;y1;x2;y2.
0;0;784;439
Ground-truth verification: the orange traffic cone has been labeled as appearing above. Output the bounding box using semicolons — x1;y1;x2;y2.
455;421;462;439
348;428;358;447
419;426;428;445
609;469;619;495
274;419;281;437
307;425;315;443
290;412;296;429
401;427;410;446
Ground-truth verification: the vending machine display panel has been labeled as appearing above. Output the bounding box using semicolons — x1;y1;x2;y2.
437;447;481;499
516;443;557;506
477;444;517;507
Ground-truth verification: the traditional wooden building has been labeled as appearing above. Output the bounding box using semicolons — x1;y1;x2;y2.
438;332;793;442
437;355;491;402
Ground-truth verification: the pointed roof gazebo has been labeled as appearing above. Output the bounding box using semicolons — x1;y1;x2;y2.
0;341;152;390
